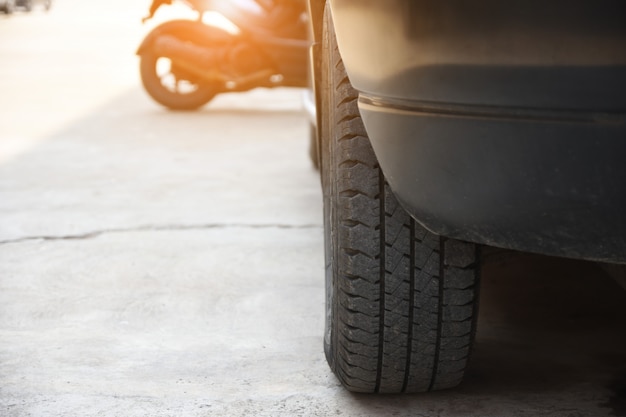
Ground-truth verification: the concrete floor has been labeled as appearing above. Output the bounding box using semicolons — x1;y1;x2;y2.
1;1;625;416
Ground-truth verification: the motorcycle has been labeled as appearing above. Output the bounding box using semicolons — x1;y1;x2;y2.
137;0;309;110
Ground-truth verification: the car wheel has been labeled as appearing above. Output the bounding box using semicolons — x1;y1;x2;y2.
320;5;480;393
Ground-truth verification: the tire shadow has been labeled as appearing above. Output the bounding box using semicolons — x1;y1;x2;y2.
462;250;626;408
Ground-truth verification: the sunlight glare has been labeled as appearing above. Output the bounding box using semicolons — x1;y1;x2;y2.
202;11;240;35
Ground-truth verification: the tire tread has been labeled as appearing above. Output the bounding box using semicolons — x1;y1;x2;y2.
322;6;480;394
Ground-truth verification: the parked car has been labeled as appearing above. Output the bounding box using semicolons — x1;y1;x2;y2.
307;0;626;394
16;0;51;11
0;0;15;14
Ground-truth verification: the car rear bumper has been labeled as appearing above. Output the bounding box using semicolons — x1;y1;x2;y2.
360;97;626;263
330;0;626;262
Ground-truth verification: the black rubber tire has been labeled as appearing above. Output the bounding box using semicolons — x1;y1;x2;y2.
139;52;218;111
309;123;319;170
320;6;480;394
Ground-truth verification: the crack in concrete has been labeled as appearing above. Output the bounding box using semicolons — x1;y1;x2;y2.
0;223;322;246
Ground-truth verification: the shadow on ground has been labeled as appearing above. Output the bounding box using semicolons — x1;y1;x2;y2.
339;252;626;416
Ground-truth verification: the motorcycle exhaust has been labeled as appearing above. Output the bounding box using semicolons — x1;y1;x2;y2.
152;35;275;88
153;35;218;72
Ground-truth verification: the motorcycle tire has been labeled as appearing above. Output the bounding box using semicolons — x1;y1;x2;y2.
140;53;218;111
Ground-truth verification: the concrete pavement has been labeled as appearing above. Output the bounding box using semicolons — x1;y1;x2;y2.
0;1;624;416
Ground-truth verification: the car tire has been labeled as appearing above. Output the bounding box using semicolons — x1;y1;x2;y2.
320;5;480;394
308;123;319;170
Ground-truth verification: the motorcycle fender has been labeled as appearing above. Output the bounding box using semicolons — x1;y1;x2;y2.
136;19;235;55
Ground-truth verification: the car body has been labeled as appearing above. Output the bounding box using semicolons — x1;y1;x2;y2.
310;0;626;264
307;0;626;395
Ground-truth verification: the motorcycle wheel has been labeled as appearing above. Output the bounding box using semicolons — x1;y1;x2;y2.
140;53;218;111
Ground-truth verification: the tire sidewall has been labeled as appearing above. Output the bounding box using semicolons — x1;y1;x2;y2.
320;4;338;371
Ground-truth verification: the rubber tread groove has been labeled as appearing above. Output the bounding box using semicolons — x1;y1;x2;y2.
374;168;386;393
401;219;416;392
429;239;445;391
